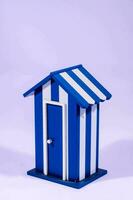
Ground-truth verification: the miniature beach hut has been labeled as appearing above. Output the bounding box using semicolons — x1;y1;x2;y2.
23;64;112;189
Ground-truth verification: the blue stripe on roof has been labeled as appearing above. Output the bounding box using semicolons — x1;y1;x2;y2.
23;74;51;97
53;74;89;108
79;66;112;99
67;71;101;104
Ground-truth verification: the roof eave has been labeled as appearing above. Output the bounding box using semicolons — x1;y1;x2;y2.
23;74;51;97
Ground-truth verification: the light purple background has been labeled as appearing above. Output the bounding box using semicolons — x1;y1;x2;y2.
0;0;133;199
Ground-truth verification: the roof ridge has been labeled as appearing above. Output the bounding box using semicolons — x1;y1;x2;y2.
50;64;82;75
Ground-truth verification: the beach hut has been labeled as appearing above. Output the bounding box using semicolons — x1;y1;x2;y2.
23;64;112;189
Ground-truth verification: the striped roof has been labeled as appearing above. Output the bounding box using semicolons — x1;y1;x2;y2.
23;65;112;108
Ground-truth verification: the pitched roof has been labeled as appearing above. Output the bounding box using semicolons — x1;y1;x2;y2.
23;64;112;108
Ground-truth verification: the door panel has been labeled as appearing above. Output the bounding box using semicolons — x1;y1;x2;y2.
47;104;62;178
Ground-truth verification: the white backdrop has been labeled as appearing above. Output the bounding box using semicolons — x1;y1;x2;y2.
0;0;133;199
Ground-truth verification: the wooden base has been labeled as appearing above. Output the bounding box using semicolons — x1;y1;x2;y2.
27;168;107;189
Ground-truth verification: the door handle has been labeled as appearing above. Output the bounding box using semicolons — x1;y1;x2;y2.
47;139;53;144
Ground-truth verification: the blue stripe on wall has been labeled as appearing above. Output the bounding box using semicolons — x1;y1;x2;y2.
34;86;43;172
51;78;59;101
96;104;99;170
68;95;80;181
85;106;91;178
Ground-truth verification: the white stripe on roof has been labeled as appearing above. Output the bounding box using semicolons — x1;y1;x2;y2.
60;72;95;105
72;68;106;100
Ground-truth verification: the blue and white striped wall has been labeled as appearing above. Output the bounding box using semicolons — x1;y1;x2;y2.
34;79;100;182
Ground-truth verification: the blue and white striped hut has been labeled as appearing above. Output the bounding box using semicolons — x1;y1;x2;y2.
23;64;112;189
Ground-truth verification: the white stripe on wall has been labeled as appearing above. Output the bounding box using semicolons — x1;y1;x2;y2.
90;104;97;175
60;72;95;104
59;86;68;181
42;80;51;175
79;108;86;181
72;68;106;100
